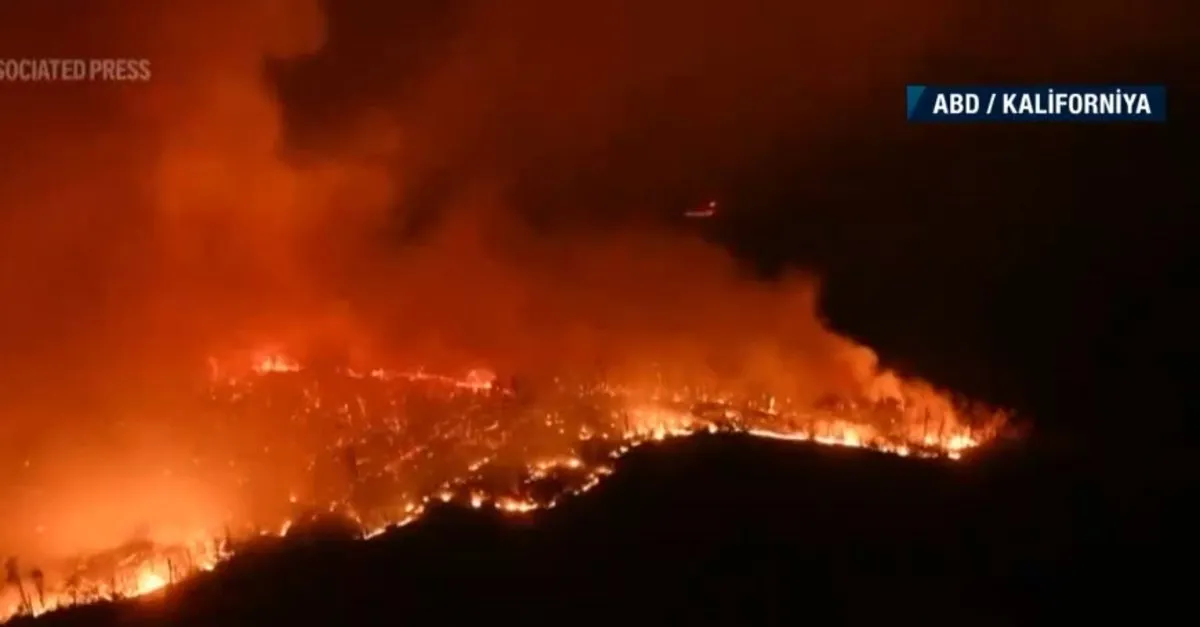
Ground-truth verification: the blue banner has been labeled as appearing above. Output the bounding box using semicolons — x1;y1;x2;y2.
906;85;1167;123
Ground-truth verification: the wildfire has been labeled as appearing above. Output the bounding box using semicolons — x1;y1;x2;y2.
252;353;301;374
133;572;167;596
0;352;1005;623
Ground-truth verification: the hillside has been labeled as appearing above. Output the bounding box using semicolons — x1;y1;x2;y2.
7;432;1188;626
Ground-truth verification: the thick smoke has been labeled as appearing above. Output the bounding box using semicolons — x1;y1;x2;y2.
0;0;1184;558
0;0;379;558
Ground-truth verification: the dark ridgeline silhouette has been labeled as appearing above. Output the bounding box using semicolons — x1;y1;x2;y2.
1;432;1187;627
0;1;1192;625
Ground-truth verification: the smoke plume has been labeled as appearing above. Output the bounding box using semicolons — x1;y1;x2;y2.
0;0;1185;559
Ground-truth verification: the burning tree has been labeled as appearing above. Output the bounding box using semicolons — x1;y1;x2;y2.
2;558;29;617
29;568;44;613
0;350;1007;624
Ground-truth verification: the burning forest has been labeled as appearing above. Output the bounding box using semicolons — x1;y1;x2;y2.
1;344;1006;622
0;0;1102;622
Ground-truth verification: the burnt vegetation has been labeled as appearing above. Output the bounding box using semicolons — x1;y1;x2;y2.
4;430;1188;626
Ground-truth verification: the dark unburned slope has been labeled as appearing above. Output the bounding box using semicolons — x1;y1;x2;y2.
13;433;1189;626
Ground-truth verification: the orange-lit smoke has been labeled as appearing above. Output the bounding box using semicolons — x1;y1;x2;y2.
0;0;388;559
0;0;1179;566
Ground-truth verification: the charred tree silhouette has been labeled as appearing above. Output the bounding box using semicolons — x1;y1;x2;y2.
64;573;81;607
4;557;31;616
30;567;45;612
223;525;236;555
109;573;121;602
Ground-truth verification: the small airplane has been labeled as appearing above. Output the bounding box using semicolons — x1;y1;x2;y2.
684;199;718;219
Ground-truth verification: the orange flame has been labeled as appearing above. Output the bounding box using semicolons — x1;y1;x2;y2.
0;350;1005;622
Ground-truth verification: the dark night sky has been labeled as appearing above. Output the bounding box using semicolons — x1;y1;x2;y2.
0;0;1194;569
0;0;1196;447
265;0;1197;443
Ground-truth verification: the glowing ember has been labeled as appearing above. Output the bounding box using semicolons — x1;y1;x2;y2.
0;352;1005;623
